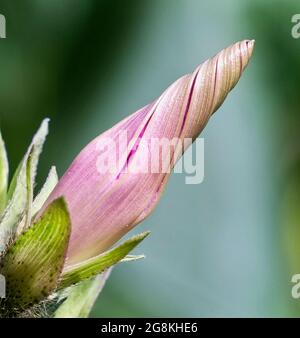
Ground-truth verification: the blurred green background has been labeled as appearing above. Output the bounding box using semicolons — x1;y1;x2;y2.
0;0;300;317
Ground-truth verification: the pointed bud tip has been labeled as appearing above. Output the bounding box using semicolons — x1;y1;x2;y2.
240;39;255;67
204;39;255;115
245;38;255;53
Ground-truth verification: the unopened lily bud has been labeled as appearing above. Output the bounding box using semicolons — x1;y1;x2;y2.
44;40;254;266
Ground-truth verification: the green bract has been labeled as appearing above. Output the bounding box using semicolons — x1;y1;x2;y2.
60;231;150;289
0;198;70;312
0;119;49;252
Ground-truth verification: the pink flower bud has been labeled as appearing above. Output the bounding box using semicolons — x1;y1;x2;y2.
45;40;254;266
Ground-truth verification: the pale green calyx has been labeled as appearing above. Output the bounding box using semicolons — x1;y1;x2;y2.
0;198;71;314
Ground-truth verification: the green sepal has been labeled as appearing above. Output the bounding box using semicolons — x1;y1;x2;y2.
0;198;71;312
54;269;112;318
59;231;150;289
16;166;58;236
7;119;49;200
0;119;49;252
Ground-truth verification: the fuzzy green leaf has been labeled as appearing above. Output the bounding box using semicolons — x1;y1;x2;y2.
59;231;150;289
16;166;58;236
54;269;112;318
0;131;9;215
0;198;71;311
0;119;49;252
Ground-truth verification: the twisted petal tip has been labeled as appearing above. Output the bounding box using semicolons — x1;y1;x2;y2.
244;39;255;59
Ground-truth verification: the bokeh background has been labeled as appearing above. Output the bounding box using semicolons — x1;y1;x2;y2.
0;0;299;317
